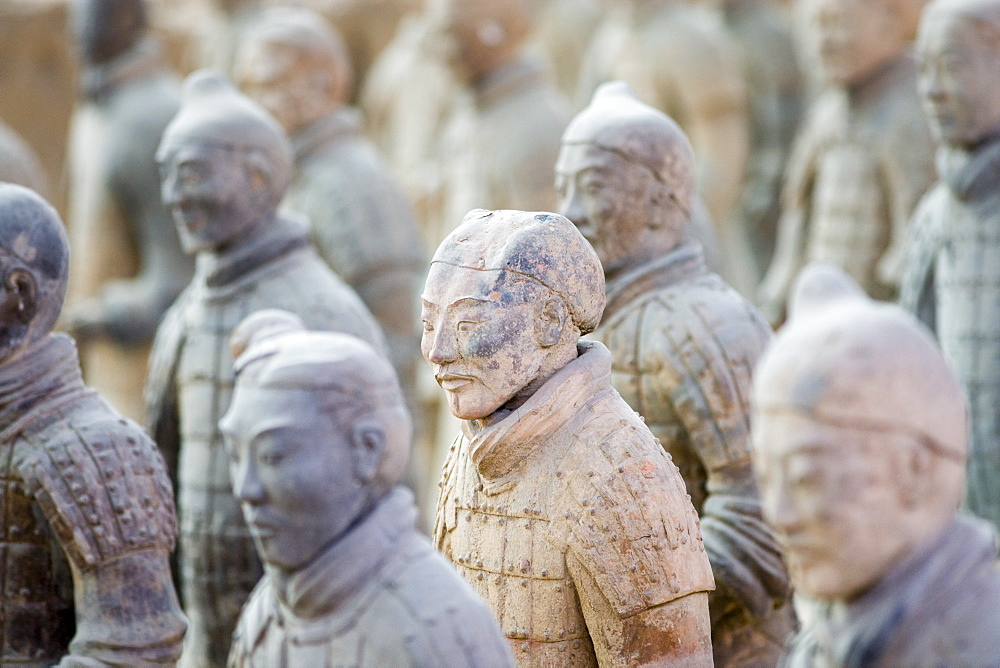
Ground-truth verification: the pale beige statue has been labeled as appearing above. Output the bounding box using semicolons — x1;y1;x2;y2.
758;0;934;324
146;70;385;667
753;263;1000;666
900;0;1000;533
426;209;715;666
577;0;753;293
529;0;604;98
0;119;48;194
235;7;426;416
558;82;794;666
223;311;514;667
431;0;571;245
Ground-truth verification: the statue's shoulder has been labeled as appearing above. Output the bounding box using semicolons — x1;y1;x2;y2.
18;400;177;570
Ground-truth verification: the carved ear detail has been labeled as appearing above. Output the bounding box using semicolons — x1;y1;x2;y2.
351;420;387;484
536;297;568;347
7;269;37;324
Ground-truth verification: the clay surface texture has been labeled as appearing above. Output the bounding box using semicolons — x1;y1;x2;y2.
66;0;194;423
558;82;793;666
0;184;185;665
753;262;1000;666
900;0;1000;534
222;311;513;667
759;0;935;323
425;209;715;666
146;70;384;667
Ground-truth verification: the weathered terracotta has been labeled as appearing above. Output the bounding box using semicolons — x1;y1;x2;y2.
577;0;754;294
758;0;934;324
431;0;571;246
235;6;425;417
65;0;194;423
900;0;1000;533
425;209;715;666
0;183;186;665
222;310;514;667
558;82;794;666
753;262;1000;666
146;70;385;667
0;118;48;195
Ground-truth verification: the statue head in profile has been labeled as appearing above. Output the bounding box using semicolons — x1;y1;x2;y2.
0;183;69;363
556;81;695;277
752;263;967;602
156;70;293;255
220;309;411;572
420;209;604;422
918;0;1000;149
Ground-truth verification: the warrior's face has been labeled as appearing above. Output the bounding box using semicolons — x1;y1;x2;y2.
808;0;902;87
918;12;1000;149
221;386;364;571
421;263;554;421
753;410;917;602
157;140;264;255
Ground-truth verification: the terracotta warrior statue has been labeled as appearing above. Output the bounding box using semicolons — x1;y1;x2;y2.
431;0;571;245
753;263;1000;665
222;310;514;667
65;0;194;423
425;209;715;665
146;70;384;667
0;183;186;665
758;0;934;324
0;118;48;194
235;7;425;408
900;0;1000;533
577;0;754;294
557;82;794;666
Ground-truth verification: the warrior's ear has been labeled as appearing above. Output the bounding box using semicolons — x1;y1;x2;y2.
350;419;387;484
6;268;36;325
535;296;569;347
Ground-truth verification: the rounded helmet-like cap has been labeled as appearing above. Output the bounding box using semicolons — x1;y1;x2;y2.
432;209;606;334
159;70;293;199
562;81;696;218
754;263;966;462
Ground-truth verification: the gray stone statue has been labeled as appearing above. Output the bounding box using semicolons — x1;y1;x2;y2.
900;0;1000;533
222;310;514;667
65;0;194;422
753;263;1000;666
759;0;934;324
234;7;425;413
431;0;571;245
425;209;715;665
0;183;186;665
558;82;794;666
146;70;385;667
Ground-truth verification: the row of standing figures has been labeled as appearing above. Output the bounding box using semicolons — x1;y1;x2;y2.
1;0;1000;665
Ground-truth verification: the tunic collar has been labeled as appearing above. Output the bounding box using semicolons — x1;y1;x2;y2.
602;239;706;324
465;341;614;489
291;107;363;164
196;213;310;292
271;488;417;620
936;134;1000;203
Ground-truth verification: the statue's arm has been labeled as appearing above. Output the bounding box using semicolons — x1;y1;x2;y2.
60;549;186;667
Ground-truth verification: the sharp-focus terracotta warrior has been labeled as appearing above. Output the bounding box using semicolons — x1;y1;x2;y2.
0;183;186;665
425;209;715;666
558;82;793;666
758;0;934;323
236;7;425;405
900;0;1000;533
0;119;48;194
753;263;1000;666
432;0;571;245
65;0;194;423
577;0;753;293
222;310;514;667
146;70;385;667
711;0;803;280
